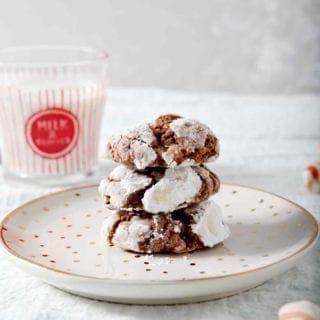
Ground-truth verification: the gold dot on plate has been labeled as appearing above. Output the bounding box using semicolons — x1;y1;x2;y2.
76;234;82;237
50;260;56;263
66;246;71;249
242;265;249;268
18;226;25;230
89;241;95;245
123;260;129;263
97;210;103;213
67;225;72;228
272;213;279;217
40;244;45;247
262;254;269;257
217;258;223;261
144;261;149;265
43;207;49;212
190;262;196;266
145;268;152;272
86;214;91;218
21;211;27;215
95;264;101;267
84;226;90;229
199;271;206;274
34;235;39;238
251;208;256;212
64;203;69;207
236;222;242;225
61;217;67;220
269;205;274;209
75;193;80;197
227;215;233;218
232;190;237;194
255;222;261;225
123;273;128;276
225;204;230;207
259;199;264;203
47;230;53;234
72;251;78;254
18;239;24;242
240;258;246;261
73;260;80;263
287;211;292;214
42;254;48;257
97;253;103;256
60;236;66;239
163;271;168;274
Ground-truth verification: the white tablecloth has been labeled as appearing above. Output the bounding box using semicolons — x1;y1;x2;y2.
0;88;319;320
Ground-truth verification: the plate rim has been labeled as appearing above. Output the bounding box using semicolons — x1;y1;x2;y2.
0;183;319;284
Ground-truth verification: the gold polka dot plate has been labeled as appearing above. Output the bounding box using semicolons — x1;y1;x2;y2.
0;184;318;304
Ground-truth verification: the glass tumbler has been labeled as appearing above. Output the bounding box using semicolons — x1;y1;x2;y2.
0;46;108;186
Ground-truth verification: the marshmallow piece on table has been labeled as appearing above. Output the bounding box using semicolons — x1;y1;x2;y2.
278;300;320;320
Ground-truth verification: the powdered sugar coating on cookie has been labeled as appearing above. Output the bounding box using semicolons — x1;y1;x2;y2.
100;199;230;253
99;165;152;210
112;216;151;252
142;166;202;213
169;118;210;150
107;123;157;169
100;165;220;213
100;210;119;240
106;114;220;169
189;201;230;247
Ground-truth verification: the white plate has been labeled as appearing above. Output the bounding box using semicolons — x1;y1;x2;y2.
0;184;318;304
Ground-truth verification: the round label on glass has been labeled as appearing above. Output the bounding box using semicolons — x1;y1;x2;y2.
26;108;79;159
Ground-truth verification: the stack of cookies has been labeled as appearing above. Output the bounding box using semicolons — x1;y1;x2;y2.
99;114;230;254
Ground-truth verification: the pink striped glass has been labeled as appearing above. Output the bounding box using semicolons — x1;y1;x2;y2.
0;46;108;186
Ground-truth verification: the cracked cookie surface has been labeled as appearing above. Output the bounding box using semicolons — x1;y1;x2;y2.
99;165;220;214
106;114;219;169
101;200;230;253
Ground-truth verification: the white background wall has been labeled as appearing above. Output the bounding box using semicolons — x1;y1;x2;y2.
0;0;319;93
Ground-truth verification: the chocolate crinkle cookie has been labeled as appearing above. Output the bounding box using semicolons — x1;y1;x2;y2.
101;200;230;254
99;165;220;214
106;114;220;170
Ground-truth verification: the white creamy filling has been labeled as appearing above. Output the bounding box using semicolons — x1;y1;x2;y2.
112;216;151;252
169;118;210;148
99;165;152;209
190;200;230;247
142;166;202;213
